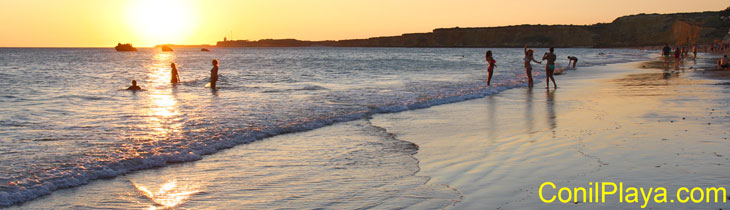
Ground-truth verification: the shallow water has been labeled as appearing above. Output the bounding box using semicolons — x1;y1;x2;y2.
0;47;649;207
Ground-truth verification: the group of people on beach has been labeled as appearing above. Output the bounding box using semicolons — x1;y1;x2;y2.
661;44;698;66
486;46;570;89
661;43;730;70
128;59;220;91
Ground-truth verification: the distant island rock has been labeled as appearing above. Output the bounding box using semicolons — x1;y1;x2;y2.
114;43;137;51
218;8;730;48
161;45;173;52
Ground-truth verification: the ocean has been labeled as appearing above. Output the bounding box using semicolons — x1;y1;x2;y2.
0;47;651;208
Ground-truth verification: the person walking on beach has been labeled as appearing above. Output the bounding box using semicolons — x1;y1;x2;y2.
170;63;180;84
662;44;672;64
542;48;557;89
210;59;219;89
523;45;541;88
485;50;496;86
567;56;578;68
692;46;697;59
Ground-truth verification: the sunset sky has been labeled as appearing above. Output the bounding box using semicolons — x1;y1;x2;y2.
0;0;727;47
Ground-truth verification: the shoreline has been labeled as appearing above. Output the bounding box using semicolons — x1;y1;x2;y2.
372;58;730;209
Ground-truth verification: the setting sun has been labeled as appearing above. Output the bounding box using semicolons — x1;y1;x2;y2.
127;0;198;45
2;0;730;209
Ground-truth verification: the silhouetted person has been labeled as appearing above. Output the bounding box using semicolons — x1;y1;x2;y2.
662;44;672;64
567;56;578;68
171;63;180;84
127;80;142;91
210;59;219;89
674;47;681;66
485;50;496;86
692;46;697;59
542;48;557;89
719;54;730;70
523;45;541;88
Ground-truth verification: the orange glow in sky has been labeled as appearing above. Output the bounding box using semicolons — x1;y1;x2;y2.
0;0;727;47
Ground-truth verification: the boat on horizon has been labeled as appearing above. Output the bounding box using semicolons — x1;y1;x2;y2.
201;48;210;52
114;43;137;52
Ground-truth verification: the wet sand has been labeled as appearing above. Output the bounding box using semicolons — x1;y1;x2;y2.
8;120;460;210
373;61;730;209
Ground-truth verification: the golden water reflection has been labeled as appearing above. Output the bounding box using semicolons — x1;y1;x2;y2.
132;180;200;209
144;52;182;137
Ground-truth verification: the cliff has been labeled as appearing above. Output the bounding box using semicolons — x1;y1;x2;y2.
218;8;730;48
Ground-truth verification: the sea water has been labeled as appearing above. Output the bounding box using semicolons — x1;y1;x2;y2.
0;47;650;207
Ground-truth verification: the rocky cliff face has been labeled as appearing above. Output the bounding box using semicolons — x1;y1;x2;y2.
594;11;727;47
218;9;730;48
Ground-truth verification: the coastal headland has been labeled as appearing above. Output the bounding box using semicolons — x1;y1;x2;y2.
217;9;730;48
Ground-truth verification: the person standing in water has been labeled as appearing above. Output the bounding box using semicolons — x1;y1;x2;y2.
523;45;541;88
485;50;496;86
170;63;180;84
210;59;219;89
542;48;557;89
692;46;697;59
127;80;142;91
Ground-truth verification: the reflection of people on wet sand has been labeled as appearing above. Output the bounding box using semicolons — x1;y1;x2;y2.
485;50;496;86
524;45;542;88
567;56;578;69
718;54;730;70
170;63;180;84
127;80;142;91
210;59;219;89
546;89;557;130
542;48;557;89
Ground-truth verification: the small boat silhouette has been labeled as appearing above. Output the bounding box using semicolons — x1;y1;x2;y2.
115;43;137;51
201;48;210;52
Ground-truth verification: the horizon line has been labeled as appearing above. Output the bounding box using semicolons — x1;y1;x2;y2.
3;8;726;48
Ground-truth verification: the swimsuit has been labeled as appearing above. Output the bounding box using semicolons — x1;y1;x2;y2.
547;64;555;71
487;58;495;72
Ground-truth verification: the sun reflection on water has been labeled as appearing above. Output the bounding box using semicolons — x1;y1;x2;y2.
132;180;200;209
144;52;183;137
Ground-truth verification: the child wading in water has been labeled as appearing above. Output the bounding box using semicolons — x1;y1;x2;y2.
485;50;496;86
